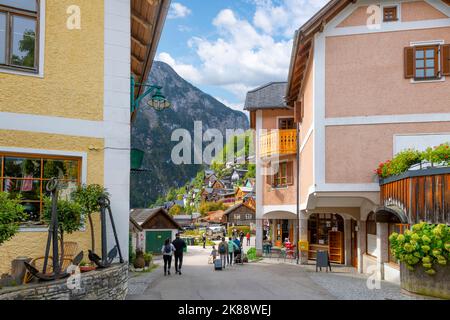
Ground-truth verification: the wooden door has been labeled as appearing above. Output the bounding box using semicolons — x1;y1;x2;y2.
351;220;358;268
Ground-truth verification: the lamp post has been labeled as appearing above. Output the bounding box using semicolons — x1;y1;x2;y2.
130;76;171;121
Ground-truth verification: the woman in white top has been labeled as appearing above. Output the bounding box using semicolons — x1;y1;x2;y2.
161;238;176;276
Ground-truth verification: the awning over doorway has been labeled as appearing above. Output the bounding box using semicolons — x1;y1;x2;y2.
375;205;409;224
262;211;297;220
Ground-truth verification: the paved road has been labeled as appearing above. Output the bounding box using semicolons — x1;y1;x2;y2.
127;246;424;300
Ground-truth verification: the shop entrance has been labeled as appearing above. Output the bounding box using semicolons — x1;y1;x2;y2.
308;213;345;264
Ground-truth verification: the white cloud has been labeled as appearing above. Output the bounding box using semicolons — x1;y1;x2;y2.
252;0;328;37
168;2;191;19
162;1;326;102
215;97;245;112
157;52;202;83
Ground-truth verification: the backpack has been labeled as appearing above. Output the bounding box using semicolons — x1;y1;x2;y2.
164;244;172;254
218;243;226;254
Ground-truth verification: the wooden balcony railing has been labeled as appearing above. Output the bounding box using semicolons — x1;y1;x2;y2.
260;129;297;158
379;167;450;225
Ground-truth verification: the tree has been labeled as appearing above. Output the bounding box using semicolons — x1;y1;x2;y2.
72;184;108;252
169;204;183;216
42;197;83;265
0;193;25;246
199;201;225;216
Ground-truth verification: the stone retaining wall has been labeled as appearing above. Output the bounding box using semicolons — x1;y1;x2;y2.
0;264;128;300
400;263;449;300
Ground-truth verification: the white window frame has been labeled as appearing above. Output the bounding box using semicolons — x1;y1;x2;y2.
0;0;45;77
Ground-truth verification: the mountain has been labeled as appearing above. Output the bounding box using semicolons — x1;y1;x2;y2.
130;61;249;208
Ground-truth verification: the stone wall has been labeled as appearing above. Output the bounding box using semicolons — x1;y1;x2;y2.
0;264;128;300
401;263;450;300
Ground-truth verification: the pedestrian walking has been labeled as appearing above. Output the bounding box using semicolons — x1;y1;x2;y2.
202;233;207;249
228;237;239;266
172;233;186;275
211;245;217;262
239;231;245;246
246;232;251;246
161;238;176;276
218;238;228;269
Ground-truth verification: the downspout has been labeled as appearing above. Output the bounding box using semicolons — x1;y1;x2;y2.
296;120;301;264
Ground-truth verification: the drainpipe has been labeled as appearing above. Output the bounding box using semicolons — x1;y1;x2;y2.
296;121;301;264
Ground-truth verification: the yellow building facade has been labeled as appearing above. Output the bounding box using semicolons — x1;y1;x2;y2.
0;0;172;274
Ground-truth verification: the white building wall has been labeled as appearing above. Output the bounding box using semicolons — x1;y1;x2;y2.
104;0;131;262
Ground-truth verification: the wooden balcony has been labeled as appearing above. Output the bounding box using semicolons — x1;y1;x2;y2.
259;129;297;158
378;167;450;225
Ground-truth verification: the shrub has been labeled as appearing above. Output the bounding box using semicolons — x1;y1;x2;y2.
199;201;226;216
389;222;450;276
247;247;257;261
42;198;84;235
143;252;153;266
0;192;25;246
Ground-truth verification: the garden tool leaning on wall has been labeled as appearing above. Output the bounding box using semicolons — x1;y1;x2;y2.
88;195;124;268
24;178;83;281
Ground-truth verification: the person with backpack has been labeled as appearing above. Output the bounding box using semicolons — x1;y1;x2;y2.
161;238;176;276
218;238;228;269
228;237;239;266
172;233;187;275
239;231;245;247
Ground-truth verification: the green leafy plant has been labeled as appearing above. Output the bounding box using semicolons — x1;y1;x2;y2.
247;247;257;261
143;252;153;266
72;184;108;252
422;143;450;166
43;197;83;264
0;192;25;246
389;222;450;276
375;143;449;179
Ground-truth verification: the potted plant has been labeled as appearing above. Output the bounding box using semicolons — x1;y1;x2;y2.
79;261;96;273
389;222;450;299
72;184;109;252
0;192;25;246
133;249;145;270
143;252;153;269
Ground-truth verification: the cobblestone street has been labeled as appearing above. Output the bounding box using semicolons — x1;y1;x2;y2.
127;246;427;300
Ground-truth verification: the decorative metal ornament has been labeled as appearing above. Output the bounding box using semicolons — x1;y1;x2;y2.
88;195;124;268
24;178;83;281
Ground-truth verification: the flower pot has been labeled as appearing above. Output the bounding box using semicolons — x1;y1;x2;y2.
80;266;96;273
134;251;145;269
400;263;450;299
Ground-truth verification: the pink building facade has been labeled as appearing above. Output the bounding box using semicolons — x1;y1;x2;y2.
249;0;450;282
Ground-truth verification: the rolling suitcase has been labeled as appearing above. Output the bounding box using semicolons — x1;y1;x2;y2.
214;258;222;270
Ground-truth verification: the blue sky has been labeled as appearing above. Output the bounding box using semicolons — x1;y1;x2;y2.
156;0;328;112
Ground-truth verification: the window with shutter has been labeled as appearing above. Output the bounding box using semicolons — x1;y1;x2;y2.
442;44;450;76
405;45;444;81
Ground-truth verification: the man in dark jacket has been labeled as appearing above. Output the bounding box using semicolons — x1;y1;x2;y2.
172;233;187;275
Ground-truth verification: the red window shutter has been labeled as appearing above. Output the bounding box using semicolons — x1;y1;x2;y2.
442;44;450;76
287;161;294;185
404;47;415;79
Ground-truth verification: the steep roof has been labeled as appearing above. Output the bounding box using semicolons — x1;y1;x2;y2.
224;202;256;216
130;207;182;230
244;82;289;111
